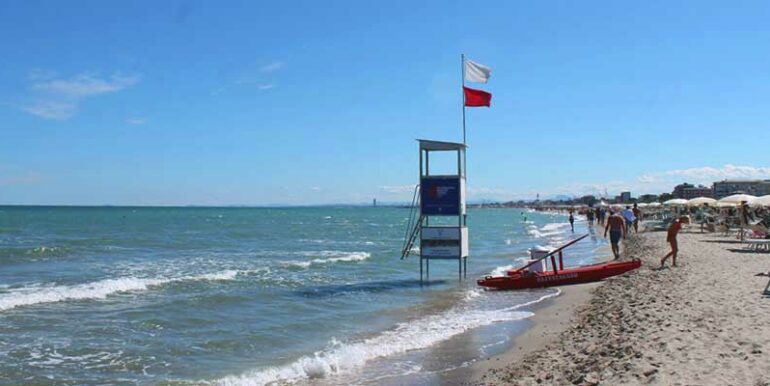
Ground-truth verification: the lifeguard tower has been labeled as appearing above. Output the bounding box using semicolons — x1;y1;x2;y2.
401;139;468;281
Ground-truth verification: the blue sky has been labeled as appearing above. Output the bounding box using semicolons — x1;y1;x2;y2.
2;0;770;205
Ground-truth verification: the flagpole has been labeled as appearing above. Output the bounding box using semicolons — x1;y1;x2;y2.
461;53;466;145
461;53;467;231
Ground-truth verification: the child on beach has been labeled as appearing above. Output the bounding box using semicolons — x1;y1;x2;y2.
604;210;626;259
660;216;689;268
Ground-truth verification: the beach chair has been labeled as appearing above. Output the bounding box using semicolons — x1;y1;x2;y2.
744;240;770;252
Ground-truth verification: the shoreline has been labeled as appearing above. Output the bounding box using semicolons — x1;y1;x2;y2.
462;228;770;385
459;232;646;385
442;281;602;385
439;229;614;385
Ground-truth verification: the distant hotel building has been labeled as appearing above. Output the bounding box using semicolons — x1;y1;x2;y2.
613;191;632;202
672;183;713;199
713;179;770;198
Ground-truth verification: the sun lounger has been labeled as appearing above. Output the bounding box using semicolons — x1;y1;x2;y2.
744;240;770;252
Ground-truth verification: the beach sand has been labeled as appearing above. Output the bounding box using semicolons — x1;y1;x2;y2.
467;229;770;385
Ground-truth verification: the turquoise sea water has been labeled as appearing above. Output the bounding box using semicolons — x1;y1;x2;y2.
0;206;606;385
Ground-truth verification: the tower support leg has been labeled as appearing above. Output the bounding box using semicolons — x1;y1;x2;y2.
420;257;423;284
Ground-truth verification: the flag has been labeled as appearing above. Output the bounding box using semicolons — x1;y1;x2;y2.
463;87;492;107
464;58;492;83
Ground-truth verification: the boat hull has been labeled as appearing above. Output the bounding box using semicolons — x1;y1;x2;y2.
477;259;641;290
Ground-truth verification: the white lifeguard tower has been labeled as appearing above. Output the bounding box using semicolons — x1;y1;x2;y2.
401;139;468;281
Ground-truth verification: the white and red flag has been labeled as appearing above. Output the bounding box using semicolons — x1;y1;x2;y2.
463;87;492;107
464;58;492;83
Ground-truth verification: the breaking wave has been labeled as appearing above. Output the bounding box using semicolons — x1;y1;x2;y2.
0;269;262;312
527;222;570;239
215;290;560;386
282;252;371;269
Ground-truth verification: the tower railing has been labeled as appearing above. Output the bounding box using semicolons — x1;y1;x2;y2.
401;184;421;259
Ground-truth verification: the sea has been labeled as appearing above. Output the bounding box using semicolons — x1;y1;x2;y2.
0;206;607;385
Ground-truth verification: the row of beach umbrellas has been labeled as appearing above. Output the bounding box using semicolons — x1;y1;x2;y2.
566;195;770;209
661;194;770;208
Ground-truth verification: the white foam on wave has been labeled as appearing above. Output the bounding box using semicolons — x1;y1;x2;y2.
489;264;516;277
0;269;262;312
283;252;371;269
540;222;570;232
463;288;484;301
527;222;571;239
215;307;535;386
489;254;541;277
26;246;64;255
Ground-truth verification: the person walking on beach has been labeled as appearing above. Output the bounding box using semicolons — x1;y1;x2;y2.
622;206;635;238
660;216;688;268
632;203;642;233
740;201;750;241
568;210;575;232
697;203;711;233
586;208;595;226
604;210;626;259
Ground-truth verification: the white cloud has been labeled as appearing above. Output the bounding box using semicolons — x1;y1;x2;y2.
259;61;283;73
126;117;146;125
21;101;77;120
637;174;656;184
32;73;140;97
370;165;770;204
663;164;770;181
310;186;322;191
258;84;275;90
553;164;770;199
19;71;141;120
380;185;416;194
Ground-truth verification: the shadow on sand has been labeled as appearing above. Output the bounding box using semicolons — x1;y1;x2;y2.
699;239;745;244
727;248;770;254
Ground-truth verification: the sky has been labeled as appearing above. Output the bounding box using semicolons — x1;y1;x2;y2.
1;0;770;205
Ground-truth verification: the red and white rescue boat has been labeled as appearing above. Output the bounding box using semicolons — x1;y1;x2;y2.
477;234;641;290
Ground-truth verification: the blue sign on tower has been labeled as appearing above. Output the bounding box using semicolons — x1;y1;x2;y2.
420;177;461;216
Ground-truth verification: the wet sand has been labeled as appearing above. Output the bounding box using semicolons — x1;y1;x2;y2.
467;229;770;385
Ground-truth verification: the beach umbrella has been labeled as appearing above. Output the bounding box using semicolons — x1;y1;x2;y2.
687;197;717;207
663;199;688;206
718;194;757;205
751;195;770;207
647;202;662;208
716;202;737;208
636;203;649;208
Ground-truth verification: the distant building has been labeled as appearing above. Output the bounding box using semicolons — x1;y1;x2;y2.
639;194;659;203
673;183;713;199
373;198;377;207
683;186;713;199
673;183;694;198
578;195;597;206
619;191;632;202
713;180;770;198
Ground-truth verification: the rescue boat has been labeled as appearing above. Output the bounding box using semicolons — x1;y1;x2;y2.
477;234;641;290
